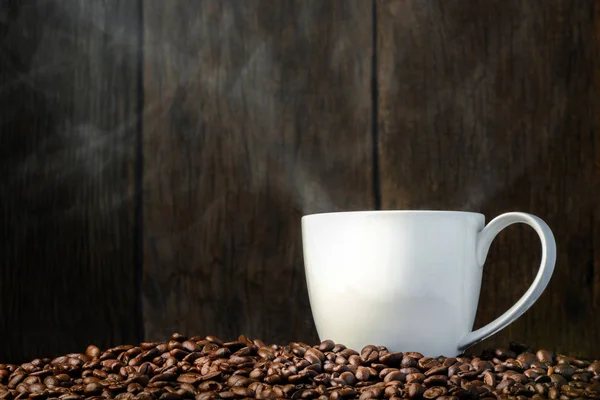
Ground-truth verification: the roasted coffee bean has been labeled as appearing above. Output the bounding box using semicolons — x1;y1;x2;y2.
571;372;589;382
447;376;461;387
550;373;568;388
355;366;372;382
481;370;495;387
316;340;334;353
504;358;523;371
358;385;383;400
423;375;448;387
360;346;379;364
495;349;517;361
554;363;575;379
379;352;403;367
418;358;440;371
383;371;406;383
305;349;325;363
198;381;222;392
587;361;600;376
384;385;401;398
406;383;425;399
24;376;41;385
29;383;46;393
507;373;528;384
84;382;103;396
425;365;448;377
331;388;358;400
337;349;357;360
60;395;82;400
472;359;493;372
406;373;426;384
456;370;479;379
400;367;421;375
536;349;554;364
401;356;419;369
85;346;101;359
446;364;460;377
535;374;551;383
257;348;275;361
516;353;537;369
423;386;447;399
263;374;282;385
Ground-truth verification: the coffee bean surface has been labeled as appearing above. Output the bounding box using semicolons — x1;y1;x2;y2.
1;336;599;399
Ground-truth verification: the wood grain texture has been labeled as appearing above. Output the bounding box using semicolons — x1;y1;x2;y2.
142;0;373;344
0;0;141;362
378;0;600;357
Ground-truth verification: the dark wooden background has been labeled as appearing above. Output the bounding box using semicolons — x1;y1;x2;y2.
1;0;598;363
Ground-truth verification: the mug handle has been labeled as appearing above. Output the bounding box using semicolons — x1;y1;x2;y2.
457;212;557;352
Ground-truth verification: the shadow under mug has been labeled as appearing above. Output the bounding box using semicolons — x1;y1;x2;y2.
301;210;556;357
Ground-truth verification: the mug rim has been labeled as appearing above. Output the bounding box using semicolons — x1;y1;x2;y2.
301;210;485;220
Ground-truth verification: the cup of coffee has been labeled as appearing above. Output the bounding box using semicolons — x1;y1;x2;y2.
301;210;556;357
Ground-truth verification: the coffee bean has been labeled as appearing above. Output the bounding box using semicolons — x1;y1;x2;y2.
140;342;160;351
401;356;419;369
400;367;421;375
550;373;568;387
384;385;401;398
406;383;425;398
290;343;308;358
406;373;426;384
425;365;448;377
588;382;600;393
360;346;379;364
28;383;46;393
355;366;372;382
193;391;215;400
472;359;493;372
423;375;448;387
534;374;551;384
358;385;383;400
554;363;575;379
330;388;357;400
516;353;537;369
379;352;403;367
83;382;102;396
496;379;514;392
383;371;405;383
423;386;447;399
536;349;554;364
572;372;590;382
84;346;101;359
339;350;359;361
456;370;479;379
315;340;334;353
158;393;181;400
418;358;440;371
507;373;528;384
495;349;517;361
23;376;40;385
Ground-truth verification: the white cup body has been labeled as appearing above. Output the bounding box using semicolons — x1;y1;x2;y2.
301;210;486;357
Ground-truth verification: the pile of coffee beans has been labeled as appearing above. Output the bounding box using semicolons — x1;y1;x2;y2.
1;334;600;400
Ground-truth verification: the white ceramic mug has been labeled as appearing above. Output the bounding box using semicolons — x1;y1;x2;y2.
301;210;556;357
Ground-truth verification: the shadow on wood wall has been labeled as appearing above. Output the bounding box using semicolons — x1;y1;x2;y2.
0;0;599;363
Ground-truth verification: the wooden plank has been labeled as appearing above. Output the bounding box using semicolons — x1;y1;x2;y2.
0;0;141;362
142;0;373;344
378;0;600;357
